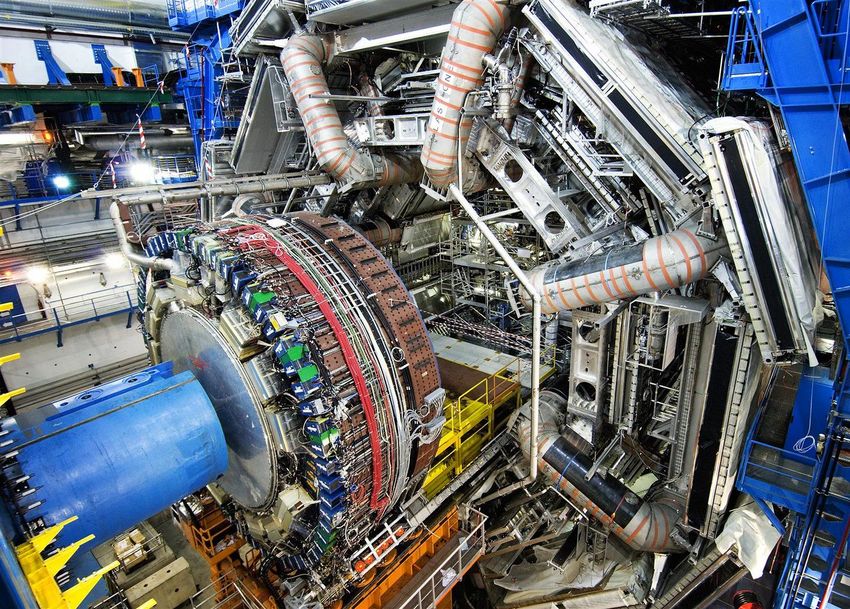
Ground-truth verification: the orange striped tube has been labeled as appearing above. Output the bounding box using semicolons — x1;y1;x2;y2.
516;391;684;553
521;229;726;314
281;35;421;190
421;0;508;188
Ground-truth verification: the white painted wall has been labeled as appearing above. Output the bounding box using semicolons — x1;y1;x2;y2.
0;38;138;85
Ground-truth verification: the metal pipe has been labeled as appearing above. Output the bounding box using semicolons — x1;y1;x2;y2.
281;34;421;191
109;201;175;272
1;0;168;28
421;0;508;189
81;134;194;151
516;390;684;553
115;172;333;206
503;53;534;134
451;184;541;503
521;228;725;314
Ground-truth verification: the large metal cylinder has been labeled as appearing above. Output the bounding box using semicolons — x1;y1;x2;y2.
521;229;725;314
141;213;443;578
1;0;168;28
82;134;194;152
516;391;683;552
0;363;228;546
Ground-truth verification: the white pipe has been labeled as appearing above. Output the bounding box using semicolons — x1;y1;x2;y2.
421;0;508;189
450;184;540;501
521;229;726;314
109;202;175;272
115;172;333;206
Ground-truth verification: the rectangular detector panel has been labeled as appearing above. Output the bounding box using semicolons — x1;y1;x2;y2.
687;326;736;530
720;139;796;354
231;55;302;175
528;0;705;186
702;123;816;366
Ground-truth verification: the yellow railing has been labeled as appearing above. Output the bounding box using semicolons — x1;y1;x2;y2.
424;356;523;498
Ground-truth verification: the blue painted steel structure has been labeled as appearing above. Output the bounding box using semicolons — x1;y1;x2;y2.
33;41;70;86
92;44;121;88
169;0;245;163
167;0;243;30
0;362;228;548
723;2;850;607
0;106;36;127
177;26;241;163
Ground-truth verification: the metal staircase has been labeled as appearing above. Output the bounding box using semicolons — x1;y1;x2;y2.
721;2;850;608
170;0;246;164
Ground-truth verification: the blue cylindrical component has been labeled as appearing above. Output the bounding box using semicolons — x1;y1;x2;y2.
0;362;227;546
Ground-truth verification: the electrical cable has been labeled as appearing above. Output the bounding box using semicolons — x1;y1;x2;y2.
793;370;817;454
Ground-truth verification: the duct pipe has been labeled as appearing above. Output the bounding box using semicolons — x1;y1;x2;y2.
115;172;333;206
451;184;541;503
2;0;168;28
109;201;175;272
521;229;725;314
516;390;684;553
421;0;508;189
281;35;421;191
357;218;403;247
359;74;386;118
82;135;194;152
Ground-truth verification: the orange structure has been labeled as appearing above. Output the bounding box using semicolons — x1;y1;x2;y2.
173;494;276;609
174;496;483;609
347;507;460;609
1;63;17;85
110;67;125;87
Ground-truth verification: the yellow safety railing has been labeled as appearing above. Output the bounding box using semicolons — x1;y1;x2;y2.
424;344;559;498
424;357;522;497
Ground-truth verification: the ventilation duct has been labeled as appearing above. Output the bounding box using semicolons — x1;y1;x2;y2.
281;34;421;192
516;390;684;552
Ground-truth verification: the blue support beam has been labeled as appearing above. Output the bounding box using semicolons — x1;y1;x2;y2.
33;40;70;86
722;2;850;608
56;104;103;124
176;24;235;164
91;44;117;87
0;105;35;127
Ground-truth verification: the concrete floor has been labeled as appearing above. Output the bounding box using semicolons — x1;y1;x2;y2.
148;509;214;607
89;509;214;609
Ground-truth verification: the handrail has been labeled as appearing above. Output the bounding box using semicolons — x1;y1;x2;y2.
721;7;768;91
0;287;136;346
394;507;487;609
